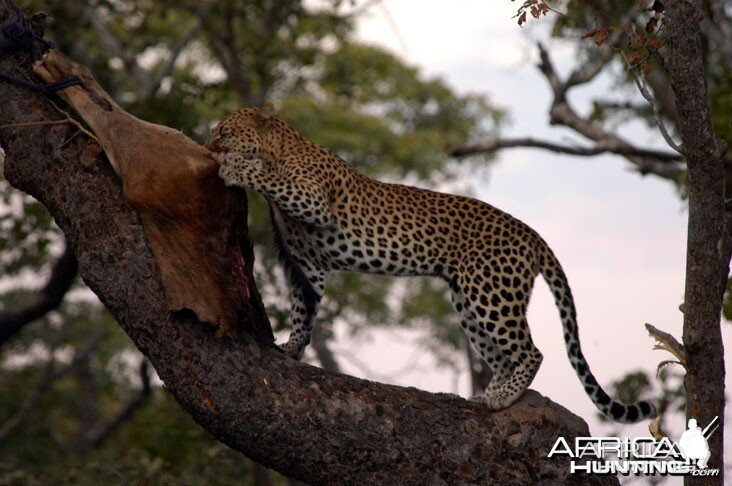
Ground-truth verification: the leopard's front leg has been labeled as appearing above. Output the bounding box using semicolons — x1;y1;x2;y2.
278;262;326;360
219;153;334;227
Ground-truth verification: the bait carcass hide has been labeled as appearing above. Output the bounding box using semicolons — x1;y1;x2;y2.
33;49;272;344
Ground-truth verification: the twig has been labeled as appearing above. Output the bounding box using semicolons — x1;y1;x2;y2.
623;51;685;155
565;20;629;88
142;19;202;100
645;322;686;369
0;331;106;445
0;119;68;130
81;360;152;450
56;129;82;152
0;353;59;444
46;98;100;144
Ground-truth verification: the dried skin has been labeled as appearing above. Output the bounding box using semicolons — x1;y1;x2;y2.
33;49;272;343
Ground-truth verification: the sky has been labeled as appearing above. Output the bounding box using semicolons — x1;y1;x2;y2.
296;0;732;467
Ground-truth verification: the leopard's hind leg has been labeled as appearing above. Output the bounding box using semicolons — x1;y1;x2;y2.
448;277;514;398
454;268;543;410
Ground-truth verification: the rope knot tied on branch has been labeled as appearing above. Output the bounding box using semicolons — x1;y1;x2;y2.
0;15;54;54
0;15;80;94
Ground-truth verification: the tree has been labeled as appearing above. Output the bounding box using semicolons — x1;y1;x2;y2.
449;1;730;482
0;0;612;483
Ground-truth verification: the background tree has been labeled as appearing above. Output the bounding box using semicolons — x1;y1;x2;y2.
0;0;502;482
449;0;730;481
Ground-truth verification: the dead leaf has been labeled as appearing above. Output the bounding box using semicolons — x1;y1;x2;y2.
582;27;600;39
595;27;609;46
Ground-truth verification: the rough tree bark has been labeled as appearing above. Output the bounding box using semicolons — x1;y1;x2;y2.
664;1;728;484
0;2;619;484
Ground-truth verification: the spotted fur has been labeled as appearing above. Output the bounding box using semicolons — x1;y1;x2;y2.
207;105;657;423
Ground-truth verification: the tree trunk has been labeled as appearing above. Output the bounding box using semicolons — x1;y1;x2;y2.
664;1;728;484
0;2;618;483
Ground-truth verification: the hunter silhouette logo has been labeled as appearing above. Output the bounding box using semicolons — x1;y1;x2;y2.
548;416;720;477
678;417;716;469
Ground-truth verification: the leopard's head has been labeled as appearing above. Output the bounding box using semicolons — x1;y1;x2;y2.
207;102;276;157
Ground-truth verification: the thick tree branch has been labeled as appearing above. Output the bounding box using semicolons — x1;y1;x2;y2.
0;245;77;345
447;136;684;161
535;42;685;182
454;40;686;180
0;4;618;483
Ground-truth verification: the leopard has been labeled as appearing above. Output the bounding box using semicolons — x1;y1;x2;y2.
207;103;657;423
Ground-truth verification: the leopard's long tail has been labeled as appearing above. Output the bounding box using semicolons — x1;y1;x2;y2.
538;241;657;423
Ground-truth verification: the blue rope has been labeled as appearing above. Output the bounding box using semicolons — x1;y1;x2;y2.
0;16;55;53
0;16;81;93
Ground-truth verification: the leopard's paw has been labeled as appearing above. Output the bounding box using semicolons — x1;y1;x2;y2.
218;154;264;188
218;163;239;187
218;153;243;186
469;392;506;410
277;340;306;361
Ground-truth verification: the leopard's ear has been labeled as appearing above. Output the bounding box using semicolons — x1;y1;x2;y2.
256;102;275;128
